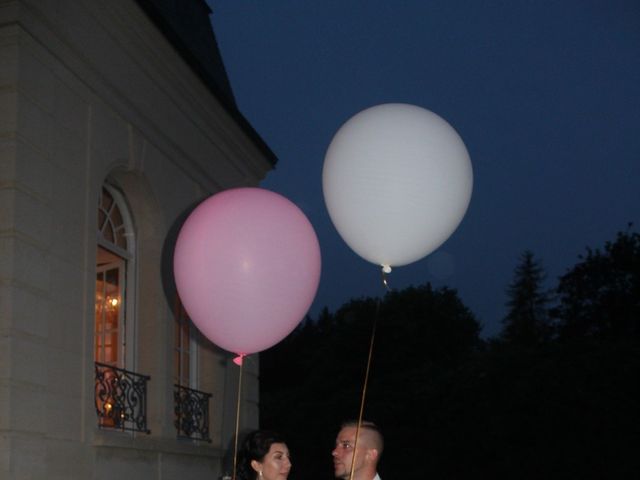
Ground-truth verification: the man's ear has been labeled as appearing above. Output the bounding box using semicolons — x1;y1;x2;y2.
366;448;379;462
251;459;261;473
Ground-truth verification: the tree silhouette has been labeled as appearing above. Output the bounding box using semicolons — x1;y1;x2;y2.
257;231;640;478
501;250;551;346
552;228;640;340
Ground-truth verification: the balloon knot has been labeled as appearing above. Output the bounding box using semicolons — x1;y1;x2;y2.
233;355;244;366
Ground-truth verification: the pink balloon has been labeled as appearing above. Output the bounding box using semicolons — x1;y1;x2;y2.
173;188;321;355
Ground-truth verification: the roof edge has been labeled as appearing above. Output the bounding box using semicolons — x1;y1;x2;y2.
134;0;277;166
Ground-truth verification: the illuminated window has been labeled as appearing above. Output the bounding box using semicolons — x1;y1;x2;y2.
95;185;134;368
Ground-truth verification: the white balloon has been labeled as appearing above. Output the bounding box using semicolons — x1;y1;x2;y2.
322;103;473;269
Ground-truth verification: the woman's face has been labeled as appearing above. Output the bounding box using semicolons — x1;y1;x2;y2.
251;442;291;480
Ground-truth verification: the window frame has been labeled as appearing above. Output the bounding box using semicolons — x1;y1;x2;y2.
96;184;136;370
174;301;199;389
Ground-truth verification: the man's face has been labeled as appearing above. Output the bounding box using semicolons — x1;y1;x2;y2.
331;426;367;479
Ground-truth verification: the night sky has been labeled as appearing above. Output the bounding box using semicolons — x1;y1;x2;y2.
209;0;640;337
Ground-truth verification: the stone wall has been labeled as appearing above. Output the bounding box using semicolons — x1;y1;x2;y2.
0;0;270;478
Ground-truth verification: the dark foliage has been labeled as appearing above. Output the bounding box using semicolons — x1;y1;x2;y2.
501;250;552;346
552;229;640;340
260;284;482;479
258;229;640;479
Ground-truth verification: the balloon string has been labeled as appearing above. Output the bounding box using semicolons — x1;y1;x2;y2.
232;355;244;480
348;297;381;480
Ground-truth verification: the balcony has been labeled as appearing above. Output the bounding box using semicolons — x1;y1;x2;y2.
174;384;212;442
95;362;151;434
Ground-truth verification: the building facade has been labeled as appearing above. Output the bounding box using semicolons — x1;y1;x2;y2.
0;0;274;478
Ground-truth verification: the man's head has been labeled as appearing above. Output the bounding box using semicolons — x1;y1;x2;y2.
332;421;383;480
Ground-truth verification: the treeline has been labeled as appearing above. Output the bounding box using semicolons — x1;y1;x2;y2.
259;229;640;479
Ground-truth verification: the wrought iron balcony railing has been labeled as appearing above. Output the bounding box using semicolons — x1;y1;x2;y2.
95;362;151;434
174;384;212;441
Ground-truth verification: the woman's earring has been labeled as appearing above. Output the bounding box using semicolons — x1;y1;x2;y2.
259;472;263;477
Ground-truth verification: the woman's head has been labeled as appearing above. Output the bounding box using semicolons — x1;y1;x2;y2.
237;430;291;480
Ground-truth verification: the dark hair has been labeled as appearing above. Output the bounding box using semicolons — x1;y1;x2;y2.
236;430;287;480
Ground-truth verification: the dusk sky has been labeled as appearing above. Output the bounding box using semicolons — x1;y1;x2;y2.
209;0;640;337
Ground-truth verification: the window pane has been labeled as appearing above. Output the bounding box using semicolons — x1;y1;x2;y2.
101;189;113;211
95;252;124;366
174;300;193;387
115;224;127;249
99;187;128;251
95;335;103;361
98;210;106;232
105;332;118;364
182;351;190;384
181;320;190;352
173;350;180;384
104;224;115;243
111;207;123;230
174;318;181;344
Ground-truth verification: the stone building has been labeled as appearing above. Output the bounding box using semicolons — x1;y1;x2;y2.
0;0;275;478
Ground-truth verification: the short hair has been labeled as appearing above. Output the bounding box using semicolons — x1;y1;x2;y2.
340;420;384;455
236;430;287;480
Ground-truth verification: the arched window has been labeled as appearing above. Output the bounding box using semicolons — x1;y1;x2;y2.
95;184;135;368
